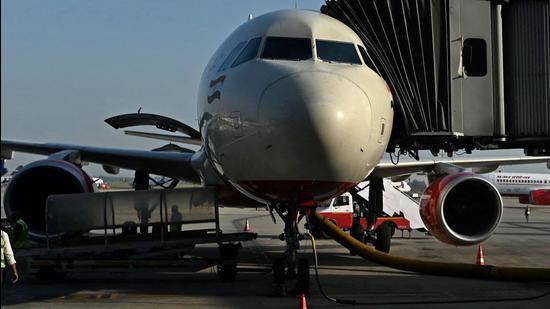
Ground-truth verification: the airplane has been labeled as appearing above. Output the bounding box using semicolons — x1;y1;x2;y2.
1;159;7;177
1;10;549;287
130;175;179;189
478;172;550;205
0;175;10;185
91;177;112;190
1;165;23;185
390;180;412;193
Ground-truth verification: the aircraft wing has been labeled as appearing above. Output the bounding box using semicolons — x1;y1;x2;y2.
1;140;200;182
124;130;202;145
372;156;550;178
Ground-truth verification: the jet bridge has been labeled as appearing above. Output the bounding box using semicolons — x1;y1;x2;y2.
322;0;549;156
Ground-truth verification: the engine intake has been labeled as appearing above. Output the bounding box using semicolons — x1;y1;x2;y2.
3;160;94;240
420;173;502;245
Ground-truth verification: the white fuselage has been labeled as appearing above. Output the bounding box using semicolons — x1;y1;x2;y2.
479;172;550;196
196;10;393;204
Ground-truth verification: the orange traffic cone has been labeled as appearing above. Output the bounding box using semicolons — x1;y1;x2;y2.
244;218;251;232
476;245;485;266
299;294;308;309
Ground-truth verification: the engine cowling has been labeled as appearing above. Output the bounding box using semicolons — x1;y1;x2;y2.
3;160;95;240
420;173;503;245
530;189;550;205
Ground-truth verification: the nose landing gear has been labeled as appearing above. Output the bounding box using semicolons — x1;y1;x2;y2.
271;204;310;297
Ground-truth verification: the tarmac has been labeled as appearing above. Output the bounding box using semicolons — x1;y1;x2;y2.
1;191;549;308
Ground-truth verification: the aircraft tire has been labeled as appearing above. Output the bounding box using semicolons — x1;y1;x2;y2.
375;224;392;253
383;222;396;237
272;258;287;296
273;258;286;284
217;262;237;282
295;258;310;295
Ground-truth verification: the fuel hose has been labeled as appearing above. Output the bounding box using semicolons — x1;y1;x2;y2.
311;212;550;281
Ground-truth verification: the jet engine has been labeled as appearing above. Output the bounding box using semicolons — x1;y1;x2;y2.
528;189;550;206
3;159;95;240
419;173;502;245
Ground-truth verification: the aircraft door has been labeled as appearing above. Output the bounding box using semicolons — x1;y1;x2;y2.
449;0;494;136
230;111;243;137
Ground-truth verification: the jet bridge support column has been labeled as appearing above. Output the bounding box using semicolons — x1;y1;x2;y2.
367;178;383;232
366;178;392;253
134;171;150;191
134;170;150;234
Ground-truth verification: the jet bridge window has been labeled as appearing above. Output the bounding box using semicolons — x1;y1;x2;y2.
232;37;262;68
462;38;487;77
316;40;361;64
218;40;247;72
261;37;312;61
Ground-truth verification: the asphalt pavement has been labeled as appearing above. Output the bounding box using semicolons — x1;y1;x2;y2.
1;194;549;308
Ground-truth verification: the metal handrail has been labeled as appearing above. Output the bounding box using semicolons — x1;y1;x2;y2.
43;187;219;249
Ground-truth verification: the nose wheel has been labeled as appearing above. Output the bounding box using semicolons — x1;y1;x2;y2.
271;204;310;297
272;258;310;297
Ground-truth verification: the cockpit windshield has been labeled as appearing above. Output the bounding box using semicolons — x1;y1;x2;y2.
261;37;312;61
316;39;361;64
218;40;246;72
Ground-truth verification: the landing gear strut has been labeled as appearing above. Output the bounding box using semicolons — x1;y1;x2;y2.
284;207;300;278
272;204;310;296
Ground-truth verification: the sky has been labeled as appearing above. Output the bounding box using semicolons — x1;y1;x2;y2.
1;0;323;175
1;0;548;177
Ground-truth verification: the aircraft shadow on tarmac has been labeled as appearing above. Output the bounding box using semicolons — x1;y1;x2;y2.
2;271;550;307
497;222;550;234
0;244;423;307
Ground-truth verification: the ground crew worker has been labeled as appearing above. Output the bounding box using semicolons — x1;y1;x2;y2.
1;229;19;283
134;202;151;234
12;217;32;249
169;205;183;232
350;201;364;242
524;206;531;223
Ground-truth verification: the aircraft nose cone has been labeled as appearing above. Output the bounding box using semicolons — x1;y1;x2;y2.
257;71;374;188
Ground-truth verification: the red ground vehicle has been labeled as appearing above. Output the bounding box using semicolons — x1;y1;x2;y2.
318;193;411;233
309;192;412;253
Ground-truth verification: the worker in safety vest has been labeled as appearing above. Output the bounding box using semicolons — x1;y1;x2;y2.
1;229;19;283
524;206;531;223
12;216;32;249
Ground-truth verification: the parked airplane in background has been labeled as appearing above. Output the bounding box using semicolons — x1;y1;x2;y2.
479;172;550;205
1;159;7;177
1;165;23;185
2;10;549;286
390;181;411;193
92;177;111;190
1;174;10;185
130;175;178;189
